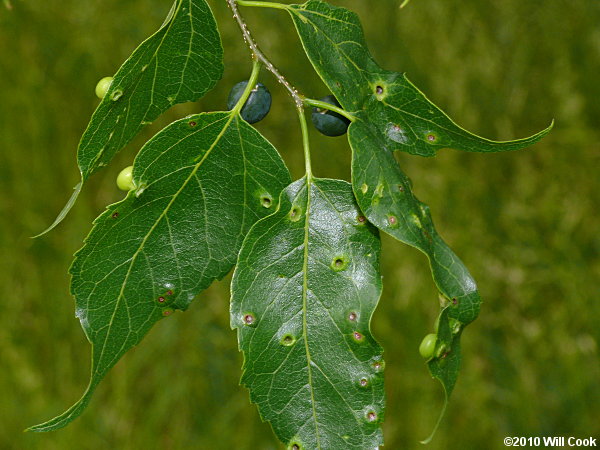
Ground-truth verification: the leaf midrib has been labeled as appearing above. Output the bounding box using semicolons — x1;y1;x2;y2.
84;0;186;175
94;112;237;372
300;177;322;448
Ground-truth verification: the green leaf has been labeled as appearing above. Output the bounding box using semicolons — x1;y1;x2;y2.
28;112;291;432
288;0;552;157
79;0;223;180
36;0;224;237
285;0;542;430
231;177;385;450
349;120;478;391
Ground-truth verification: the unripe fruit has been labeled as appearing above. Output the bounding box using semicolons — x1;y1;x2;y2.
95;76;114;99
311;95;350;137
116;166;135;191
227;81;272;124
419;333;437;359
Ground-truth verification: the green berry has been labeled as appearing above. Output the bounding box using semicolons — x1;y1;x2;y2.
95;77;114;99
419;333;437;359
116;166;135;191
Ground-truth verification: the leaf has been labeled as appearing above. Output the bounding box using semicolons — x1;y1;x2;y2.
37;0;224;236
28;112;291;432
349;121;478;395
231;177;385;449
288;0;552;157
284;0;545;430
79;0;223;180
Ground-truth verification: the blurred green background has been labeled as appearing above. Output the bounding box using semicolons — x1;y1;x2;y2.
1;0;598;448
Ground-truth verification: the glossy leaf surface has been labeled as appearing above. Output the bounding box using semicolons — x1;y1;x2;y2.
231;178;385;449
285;0;550;418
38;0;224;237
288;0;552;157
78;0;223;180
29;112;291;432
349;121;476;402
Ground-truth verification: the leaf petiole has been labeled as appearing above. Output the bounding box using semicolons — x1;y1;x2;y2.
236;0;289;11
230;59;263;116
303;97;356;122
296;106;313;180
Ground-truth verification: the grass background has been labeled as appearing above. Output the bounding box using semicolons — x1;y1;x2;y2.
1;0;598;448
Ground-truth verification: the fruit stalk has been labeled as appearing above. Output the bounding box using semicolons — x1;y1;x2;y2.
227;0;303;107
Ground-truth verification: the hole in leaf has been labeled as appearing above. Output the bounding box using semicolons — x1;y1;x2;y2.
375;85;384;95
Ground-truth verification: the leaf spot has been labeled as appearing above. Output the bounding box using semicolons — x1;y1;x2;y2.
388;215;398;226
357;215;366;224
375;183;384;198
387;123;409;144
260;194;273;209
359;377;369;387
361;183;368;194
157;296;166;304
111;212;119;219
371;357;385;372
426;132;438;143
188;120;197;127
110;89;123;101
452;297;458;306
289;205;302;222
280;334;297;346
162;308;174;317
331;255;349;272
410;213;422;228
243;313;256;326
353;331;364;342
366;410;378;422
375;85;384;95
348;311;358;322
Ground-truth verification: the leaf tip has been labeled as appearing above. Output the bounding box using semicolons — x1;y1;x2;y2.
31;181;83;238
